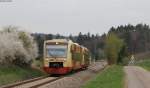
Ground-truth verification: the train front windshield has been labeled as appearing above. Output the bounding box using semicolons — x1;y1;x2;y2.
46;45;67;58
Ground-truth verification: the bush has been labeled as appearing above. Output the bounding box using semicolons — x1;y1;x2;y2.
105;33;125;65
0;26;38;67
122;57;130;65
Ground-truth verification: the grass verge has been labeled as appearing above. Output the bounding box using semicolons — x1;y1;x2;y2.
82;65;124;88
0;65;45;86
136;59;150;71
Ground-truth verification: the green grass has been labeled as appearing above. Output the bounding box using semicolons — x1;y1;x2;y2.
0;65;45;86
82;65;124;88
136;59;150;71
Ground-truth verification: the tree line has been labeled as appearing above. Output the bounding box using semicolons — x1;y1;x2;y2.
32;32;106;60
33;23;150;65
0;23;149;66
109;23;150;54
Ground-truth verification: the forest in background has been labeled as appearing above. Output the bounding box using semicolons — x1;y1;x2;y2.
32;32;106;60
32;23;150;60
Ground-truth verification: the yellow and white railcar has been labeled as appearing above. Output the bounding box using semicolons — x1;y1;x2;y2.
43;39;90;74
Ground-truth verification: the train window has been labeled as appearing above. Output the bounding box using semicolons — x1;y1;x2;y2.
46;45;67;58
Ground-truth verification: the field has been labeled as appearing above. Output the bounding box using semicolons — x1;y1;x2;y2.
82;65;124;88
0;65;45;86
136;59;150;71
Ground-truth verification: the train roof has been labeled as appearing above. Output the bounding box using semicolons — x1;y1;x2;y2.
45;39;88;51
45;39;73;43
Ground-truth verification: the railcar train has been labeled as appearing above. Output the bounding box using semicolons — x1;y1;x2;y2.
43;39;90;74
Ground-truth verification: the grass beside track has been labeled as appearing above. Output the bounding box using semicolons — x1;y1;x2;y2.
82;65;124;88
137;59;150;71
0;65;45;86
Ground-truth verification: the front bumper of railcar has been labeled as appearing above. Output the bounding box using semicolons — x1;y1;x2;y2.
43;58;71;74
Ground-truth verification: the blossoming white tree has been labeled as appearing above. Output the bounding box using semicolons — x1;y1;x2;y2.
0;26;38;67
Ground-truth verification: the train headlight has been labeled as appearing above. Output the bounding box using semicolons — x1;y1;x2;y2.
45;59;49;62
45;58;49;61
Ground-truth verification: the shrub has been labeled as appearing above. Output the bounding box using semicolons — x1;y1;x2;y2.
0;26;38;67
104;33;129;65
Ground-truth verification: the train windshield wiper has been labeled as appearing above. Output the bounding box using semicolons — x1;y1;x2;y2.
48;51;57;58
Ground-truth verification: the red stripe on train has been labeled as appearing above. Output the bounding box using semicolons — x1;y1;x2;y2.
43;67;72;74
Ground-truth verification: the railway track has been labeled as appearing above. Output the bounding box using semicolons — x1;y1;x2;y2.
1;61;107;88
1;76;64;88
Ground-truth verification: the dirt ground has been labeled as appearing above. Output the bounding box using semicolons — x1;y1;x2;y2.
124;66;150;88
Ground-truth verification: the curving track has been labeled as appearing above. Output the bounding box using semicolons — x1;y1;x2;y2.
1;61;107;88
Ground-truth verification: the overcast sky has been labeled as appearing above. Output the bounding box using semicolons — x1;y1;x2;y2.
0;0;150;35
